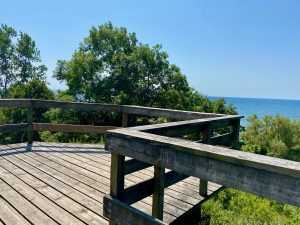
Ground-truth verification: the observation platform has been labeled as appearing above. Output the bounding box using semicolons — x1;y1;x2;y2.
0;99;299;225
0;142;222;225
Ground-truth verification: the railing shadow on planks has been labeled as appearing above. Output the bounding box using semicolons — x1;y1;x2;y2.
0;99;299;225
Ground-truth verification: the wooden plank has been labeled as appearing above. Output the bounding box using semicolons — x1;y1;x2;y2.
32;144;196;218
152;166;165;220
199;125;212;196
230;119;241;149
1;157;106;224
122;112;128;128
110;154;125;197
27;106;33;147
122;105;224;120
103;195;167;225
0;154;108;224
124;159;152;175
109;153;125;225
6;146;110;201
0;195;31;225
170;186;224;225
106;129;300;179
34;142;219;203
0;124;28;134
33;123;118;134
4;144;179;223
122;171;188;205
29;144;192;221
0;165;85;224
0;99;235;122
32;100;121;112
0;179;56;224
210;132;233;147
132;116;242;137
37;142;218;204
106;129;300;207
0;99;31;108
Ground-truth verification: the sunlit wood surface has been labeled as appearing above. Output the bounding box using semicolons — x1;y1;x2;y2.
0;142;222;224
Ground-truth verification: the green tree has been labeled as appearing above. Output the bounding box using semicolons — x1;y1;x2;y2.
54;22;235;114
240;115;300;159
202;115;300;225
0;79;54;144
0;24;46;97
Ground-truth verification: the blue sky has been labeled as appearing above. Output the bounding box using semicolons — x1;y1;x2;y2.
1;0;300;100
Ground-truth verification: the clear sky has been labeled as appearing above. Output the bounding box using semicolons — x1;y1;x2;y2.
1;0;300;100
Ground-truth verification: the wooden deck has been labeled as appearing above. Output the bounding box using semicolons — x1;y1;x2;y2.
0;142;222;225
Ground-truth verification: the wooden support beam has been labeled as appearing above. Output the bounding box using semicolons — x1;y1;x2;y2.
122;105;224;120
110;153;125;225
0;124;29;133
122;171;188;205
103;195;166;225
138;116;242;137
0;99;31;108
33;123;118;134
27;106;33;150
199;125;212;197
170;186;224;225
124;159;152;175
152;166;165;220
122;112;128;128
230;119;240;149
210;132;233;147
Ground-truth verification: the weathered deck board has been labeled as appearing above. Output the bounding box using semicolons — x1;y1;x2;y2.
0;142;222;224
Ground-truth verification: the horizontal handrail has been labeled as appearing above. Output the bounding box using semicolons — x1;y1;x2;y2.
106;127;300;207
0;123;29;133
33;123;119;134
0;99;240;121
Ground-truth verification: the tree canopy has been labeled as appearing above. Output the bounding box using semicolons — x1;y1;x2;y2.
0;24;47;97
54;22;236;114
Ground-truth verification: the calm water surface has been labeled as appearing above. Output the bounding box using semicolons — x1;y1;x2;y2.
209;96;300;126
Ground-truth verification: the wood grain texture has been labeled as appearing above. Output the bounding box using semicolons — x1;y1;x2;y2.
106;129;300;207
103;195;167;225
0;142;223;224
0;124;29;134
33;123;118;134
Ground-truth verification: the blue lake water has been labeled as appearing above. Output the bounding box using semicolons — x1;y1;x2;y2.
209;96;300;126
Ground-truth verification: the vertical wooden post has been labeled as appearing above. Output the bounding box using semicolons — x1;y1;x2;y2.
152;166;165;220
231;119;240;150
110;153;125;225
199;124;212;196
122;112;128;128
108;113;127;224
27;104;33;151
167;118;174;123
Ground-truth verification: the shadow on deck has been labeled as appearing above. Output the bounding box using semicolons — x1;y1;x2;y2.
0;142;222;225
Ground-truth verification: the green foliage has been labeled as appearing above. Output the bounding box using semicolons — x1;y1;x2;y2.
0;24;46;97
203;115;300;224
53;22;236;114
203;188;300;225
0;79;54;144
39;91;109;144
240;114;300;159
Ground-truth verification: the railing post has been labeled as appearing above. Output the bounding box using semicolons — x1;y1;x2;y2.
110;153;125;225
231;119;240;150
27;102;33;150
199;124;212;196
152;166;165;220
122;112;128;128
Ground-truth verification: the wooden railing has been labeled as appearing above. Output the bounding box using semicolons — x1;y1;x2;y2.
0;98;246;224
104;113;300;224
